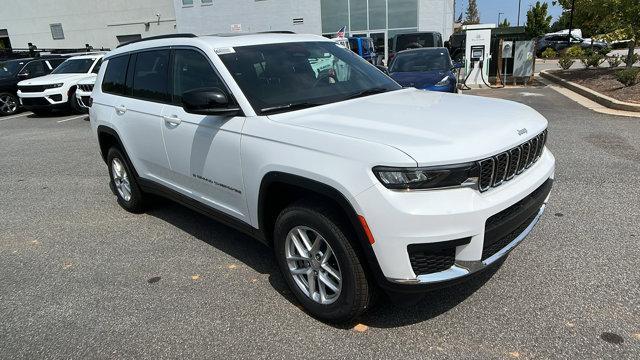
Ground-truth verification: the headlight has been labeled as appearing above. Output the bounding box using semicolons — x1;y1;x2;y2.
373;163;478;190
435;76;450;86
45;83;64;89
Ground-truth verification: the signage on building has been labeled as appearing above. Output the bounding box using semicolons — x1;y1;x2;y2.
231;24;242;32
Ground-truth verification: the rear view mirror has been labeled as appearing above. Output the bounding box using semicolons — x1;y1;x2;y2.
182;88;241;116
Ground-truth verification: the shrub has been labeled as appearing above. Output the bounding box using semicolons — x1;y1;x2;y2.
615;68;640;87
565;45;585;59
580;51;605;69
607;55;623;68
622;53;639;67
558;55;575;70
541;47;557;59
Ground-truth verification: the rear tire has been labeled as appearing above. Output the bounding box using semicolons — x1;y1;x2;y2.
107;147;146;213
0;93;19;116
273;200;374;322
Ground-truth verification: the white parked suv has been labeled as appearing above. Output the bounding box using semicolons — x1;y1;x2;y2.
17;53;103;115
90;33;555;322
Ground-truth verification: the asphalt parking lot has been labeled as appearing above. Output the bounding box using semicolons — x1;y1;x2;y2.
1;86;639;359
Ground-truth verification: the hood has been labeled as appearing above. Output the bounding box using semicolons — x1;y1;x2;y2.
18;73;95;86
267;88;548;166
390;70;451;88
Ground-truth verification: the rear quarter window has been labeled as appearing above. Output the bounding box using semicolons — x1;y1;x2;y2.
102;55;130;95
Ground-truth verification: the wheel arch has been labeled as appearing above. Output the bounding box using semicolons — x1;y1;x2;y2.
257;171;386;285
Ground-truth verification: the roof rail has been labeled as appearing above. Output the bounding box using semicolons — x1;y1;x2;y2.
116;33;197;48
258;31;296;34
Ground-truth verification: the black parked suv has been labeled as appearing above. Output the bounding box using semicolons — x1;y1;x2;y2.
0;57;67;116
536;34;608;57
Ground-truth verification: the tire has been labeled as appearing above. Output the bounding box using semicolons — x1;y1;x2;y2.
273;200;374;322
106;147;146;213
68;90;84;114
0;92;20;116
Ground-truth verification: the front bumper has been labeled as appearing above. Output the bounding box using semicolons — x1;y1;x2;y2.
17;89;68;109
356;148;555;286
75;89;92;109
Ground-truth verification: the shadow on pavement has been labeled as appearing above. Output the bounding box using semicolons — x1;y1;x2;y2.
146;197;502;329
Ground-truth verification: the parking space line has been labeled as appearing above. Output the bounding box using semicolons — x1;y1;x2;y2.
0;112;33;122
57;115;88;123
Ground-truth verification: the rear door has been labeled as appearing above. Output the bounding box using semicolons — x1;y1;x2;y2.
160;48;248;221
106;50;172;183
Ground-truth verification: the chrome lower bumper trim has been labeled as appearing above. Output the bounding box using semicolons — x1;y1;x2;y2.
389;204;546;285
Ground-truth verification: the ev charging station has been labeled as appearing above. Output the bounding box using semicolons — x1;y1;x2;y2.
463;24;495;88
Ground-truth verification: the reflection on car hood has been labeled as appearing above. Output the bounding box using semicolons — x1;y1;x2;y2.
18;73;96;86
267;88;548;166
390;70;451;88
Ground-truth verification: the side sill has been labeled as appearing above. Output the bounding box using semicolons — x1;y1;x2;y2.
137;178;267;244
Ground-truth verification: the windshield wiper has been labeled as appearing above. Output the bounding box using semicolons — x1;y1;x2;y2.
344;87;390;100
260;102;322;114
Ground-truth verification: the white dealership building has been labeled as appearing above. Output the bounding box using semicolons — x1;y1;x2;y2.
175;0;456;61
0;0;454;59
0;0;177;50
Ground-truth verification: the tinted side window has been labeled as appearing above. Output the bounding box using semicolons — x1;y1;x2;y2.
171;49;224;105
23;60;47;77
132;50;170;102
102;55;130;95
91;58;103;74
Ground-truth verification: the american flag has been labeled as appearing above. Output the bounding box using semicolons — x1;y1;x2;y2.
336;26;346;39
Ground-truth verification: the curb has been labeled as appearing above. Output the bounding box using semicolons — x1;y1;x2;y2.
540;70;640;113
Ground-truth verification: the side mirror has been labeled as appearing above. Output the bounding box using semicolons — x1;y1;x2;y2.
182;88;241;116
375;65;389;74
17;71;30;78
452;61;463;69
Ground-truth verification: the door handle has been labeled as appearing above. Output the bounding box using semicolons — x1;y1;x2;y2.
115;105;127;114
163;115;182;126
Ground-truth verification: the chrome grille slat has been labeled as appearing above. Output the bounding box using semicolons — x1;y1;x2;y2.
477;130;547;192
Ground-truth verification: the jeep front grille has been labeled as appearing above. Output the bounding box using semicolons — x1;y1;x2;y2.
78;84;94;92
478;130;548;192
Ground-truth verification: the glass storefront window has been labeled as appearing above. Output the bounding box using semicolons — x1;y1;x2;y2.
368;0;386;30
349;0;367;31
321;0;349;33
388;0;417;29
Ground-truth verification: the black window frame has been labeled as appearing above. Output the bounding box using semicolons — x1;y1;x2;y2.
101;54;132;96
168;47;234;107
101;46;239;109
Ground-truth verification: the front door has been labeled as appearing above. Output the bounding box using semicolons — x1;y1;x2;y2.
160;48;248;222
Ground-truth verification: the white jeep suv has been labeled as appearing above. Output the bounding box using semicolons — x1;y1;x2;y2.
90;33;555;322
17;53;103;115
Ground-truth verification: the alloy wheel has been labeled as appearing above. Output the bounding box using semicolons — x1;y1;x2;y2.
285;226;342;304
111;158;132;202
0;94;17;115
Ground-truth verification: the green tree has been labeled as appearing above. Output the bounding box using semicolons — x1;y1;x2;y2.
554;0;640;67
525;1;553;37
499;19;511;28
464;0;480;25
550;12;571;33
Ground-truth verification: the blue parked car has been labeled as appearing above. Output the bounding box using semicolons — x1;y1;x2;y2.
388;48;461;93
348;37;378;64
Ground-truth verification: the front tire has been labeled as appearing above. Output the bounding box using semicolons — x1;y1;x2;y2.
107;147;146;213
273;201;374;322
0;93;19;116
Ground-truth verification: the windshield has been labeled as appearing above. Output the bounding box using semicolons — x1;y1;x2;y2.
0;60;23;78
51;58;96;74
390;50;452;73
218;41;400;114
